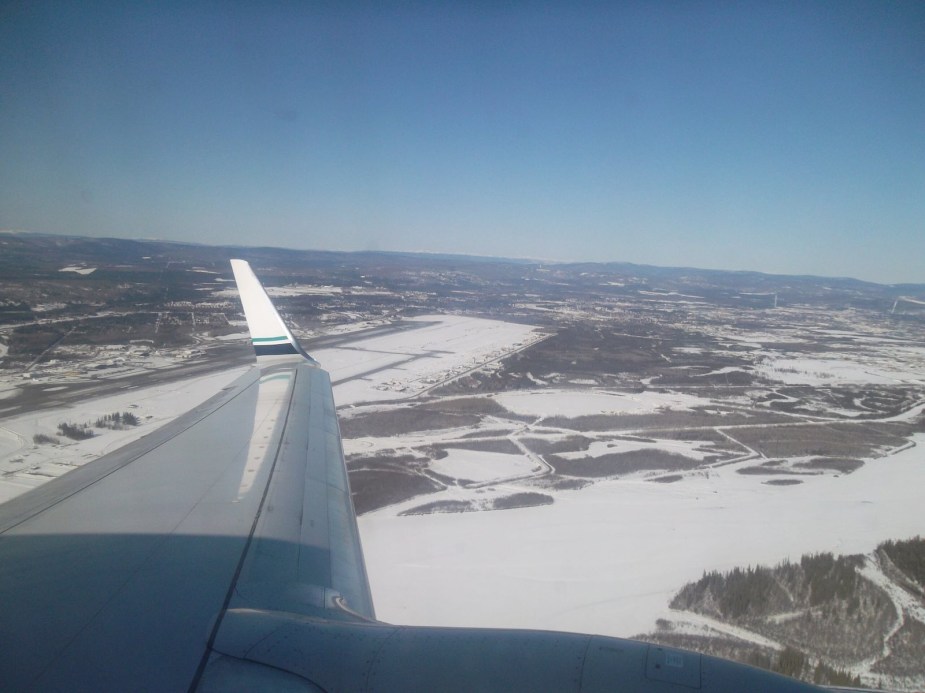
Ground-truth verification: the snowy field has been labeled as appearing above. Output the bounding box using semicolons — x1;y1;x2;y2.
359;436;925;638
755;354;925;386
430;448;539;484
319;315;544;405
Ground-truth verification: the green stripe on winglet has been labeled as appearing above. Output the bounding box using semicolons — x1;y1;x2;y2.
251;336;289;343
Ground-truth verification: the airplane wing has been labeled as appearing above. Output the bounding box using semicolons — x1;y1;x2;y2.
0;260;827;692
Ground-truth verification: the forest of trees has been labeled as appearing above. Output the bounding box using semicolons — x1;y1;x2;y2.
880;536;925;589
41;412;141;443
665;548;909;686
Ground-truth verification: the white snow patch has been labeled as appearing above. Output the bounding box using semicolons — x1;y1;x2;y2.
323;316;544;406
558;438;715;461
668;612;786;651
693;366;749;378
431;449;537;484
756;356;921;386
58;266;96;275
266;285;343;297
32;302;67;313
214;332;250;342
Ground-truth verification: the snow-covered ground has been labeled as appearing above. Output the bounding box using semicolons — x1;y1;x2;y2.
320;315;544;406
556;437;716;461
755;354;925;386
430;449;538;484
711;316;925;388
359;435;925;638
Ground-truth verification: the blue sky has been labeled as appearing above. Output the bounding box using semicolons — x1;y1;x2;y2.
1;2;923;283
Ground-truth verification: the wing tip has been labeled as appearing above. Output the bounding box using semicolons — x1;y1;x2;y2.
230;260;317;364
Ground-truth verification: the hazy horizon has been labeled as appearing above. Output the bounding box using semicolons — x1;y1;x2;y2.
7;227;925;289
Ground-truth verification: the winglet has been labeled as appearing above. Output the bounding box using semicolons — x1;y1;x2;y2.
230;259;316;363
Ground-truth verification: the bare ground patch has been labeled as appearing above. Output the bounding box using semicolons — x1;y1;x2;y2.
652;428;740;447
340;408;481;437
491;492;554;510
349;468;443;515
527;476;593;491
400;492;553;516
728;423;910;459
546;449;703;478
736;465;814;476
871;618;925;677
421;396;509;415
434;438;522;454
347;453;445;514
400;499;476;515
519;435;594;455
541;407;791;433
649;474;684;483
794;457;865;474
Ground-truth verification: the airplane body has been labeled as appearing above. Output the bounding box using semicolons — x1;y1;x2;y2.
0;260;827;691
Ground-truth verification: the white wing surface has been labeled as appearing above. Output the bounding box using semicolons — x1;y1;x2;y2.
230;259;314;361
